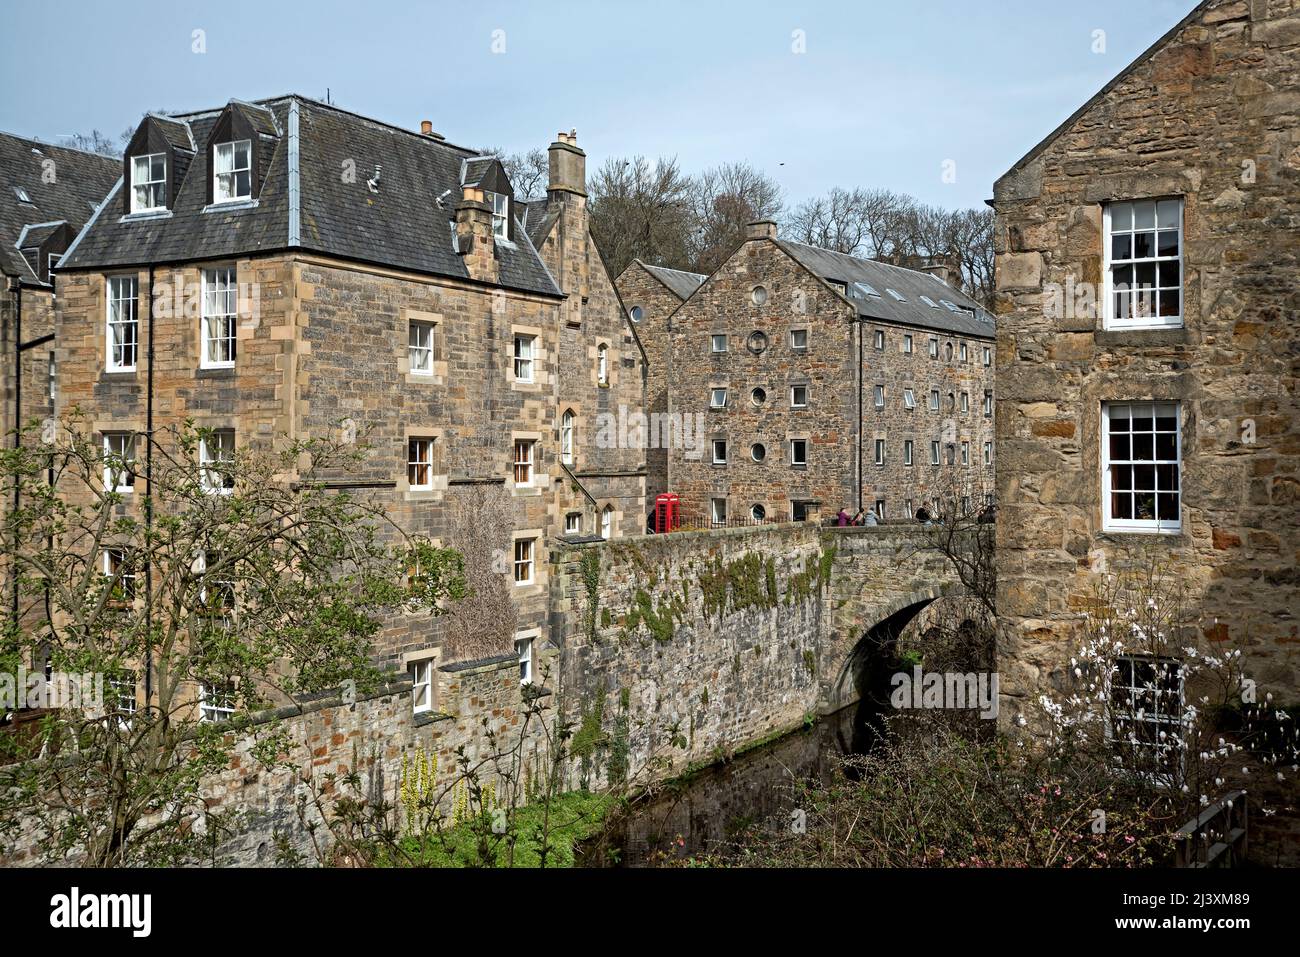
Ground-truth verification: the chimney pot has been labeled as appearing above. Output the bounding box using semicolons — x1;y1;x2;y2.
420;120;433;135
746;220;778;240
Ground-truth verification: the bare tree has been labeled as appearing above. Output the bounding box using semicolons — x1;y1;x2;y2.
588;155;694;278
479;146;550;200
686;162;783;274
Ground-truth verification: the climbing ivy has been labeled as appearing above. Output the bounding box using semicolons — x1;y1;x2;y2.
579;549;601;643
697;552;780;621
623;587;686;643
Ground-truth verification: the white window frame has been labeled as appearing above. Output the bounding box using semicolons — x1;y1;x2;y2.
200;267;237;368
873;385;885;409
513;538;535;585
516;636;534;685
983;346;992;367
959;342;968;362
106;276;139;372
408;320;434;375
984;391;994;416
874;438;885;466
874;499;886;520
790;438;807;467
790;385;808;409
711;334;728;353
874;330;885;350
597;344;608;385
903;334;913;354
1101;401;1181;533
790;329;808;352
1103;198;1184;330
103;432;135;493
490;191;510;240
199;681;236;723
710;387;728;409
710;498;727;526
711;438;728;465
961;392;969;414
903;388;915;410
1109;654;1186;780
513;335;535;382
407;437;434;490
984;441;993;466
409;659;434;713
513;439;535;487
904;439;913;466
213;140;252;203
929;389;940;412
565;512;582;535
130;152;166;213
601;506;614;540
560;410;575;465
199;429;235;494
930;441;940;466
928;337;938;359
961;441;970;465
102;547;135;602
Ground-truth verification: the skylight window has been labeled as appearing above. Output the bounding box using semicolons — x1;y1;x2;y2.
920;295;939;308
940;300;960;312
887;288;906;302
851;281;879;299
14;186;32;204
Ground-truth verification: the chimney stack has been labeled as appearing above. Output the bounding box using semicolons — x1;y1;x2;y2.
747;220;778;241
921;262;949;285
455;185;497;282
548;129;587;199
420;120;432;135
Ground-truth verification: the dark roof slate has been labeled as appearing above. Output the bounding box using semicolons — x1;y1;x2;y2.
61;96;561;298
0;131;119;282
776;239;995;339
639;261;707;301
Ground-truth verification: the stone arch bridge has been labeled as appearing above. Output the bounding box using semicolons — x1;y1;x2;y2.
548;522;971;782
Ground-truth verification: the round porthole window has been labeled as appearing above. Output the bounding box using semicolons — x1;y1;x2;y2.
629;305;643;323
747;331;768;355
751;504;766;522
751;285;768;306
751;387;767;406
751;443;767;462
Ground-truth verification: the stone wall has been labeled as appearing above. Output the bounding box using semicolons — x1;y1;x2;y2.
992;0;1300;712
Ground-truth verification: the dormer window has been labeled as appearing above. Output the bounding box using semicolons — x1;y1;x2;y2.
130;153;167;213
488;191;509;239
214;140;252;203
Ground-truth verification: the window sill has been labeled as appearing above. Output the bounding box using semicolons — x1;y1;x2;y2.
102;369;137;379
203;198;259;213
196;366;236;378
121;210;173;222
1096;326;1188;348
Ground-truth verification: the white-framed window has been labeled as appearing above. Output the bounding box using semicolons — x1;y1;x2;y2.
751;387;767;406
928;337;938;359
513;335;535;382
929;389;940;412
711;439;728;464
903;334;913;354
103;432;135;493
513;439;535;486
790;385;808;409
597;343;608;385
48;352;56;402
930;441;940;466
561;410;575;465
710;387;728;409
874;438;885;466
711;334;728;353
904;439;913;466
565;512;582;535
106;276;139;371
628;305;643;323
961;441;970;465
959;392;968;414
710;498;727;525
1102;401;1180;532
751;443;767;462
213;140;252;203
199;429;235;494
109;670;137;725
984;391;994;416
197;550;236;628
750;504;766;522
874;499;886;520
199;681;237;723
102;547;136;602
1104;198;1183;329
410;659;433;713
789;438;807;467
490;191;509;240
1110;654;1185;777
874;330;885;350
959;342;968;362
984;441;993;465
904;499;914;519
962;496;971;515
873;385;885;409
790;329;808;351
903;388;915;410
513;538;535;585
408;320;434;375
601;505;614;540
407;437;434;490
516;636;534;685
201;267;237;368
983;346;992;366
130;153;166;213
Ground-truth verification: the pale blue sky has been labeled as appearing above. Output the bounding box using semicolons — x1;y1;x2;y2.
0;0;1195;210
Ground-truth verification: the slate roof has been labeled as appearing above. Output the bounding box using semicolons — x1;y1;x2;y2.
0;131;119;283
60;96;562;299
777;239;995;339
639;261;707;301
521;197;558;249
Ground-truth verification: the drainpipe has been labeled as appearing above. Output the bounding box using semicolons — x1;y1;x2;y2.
855;314;863;514
11;281;21;620
144;266;155;705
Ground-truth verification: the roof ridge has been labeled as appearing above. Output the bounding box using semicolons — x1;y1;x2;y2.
0;130;122;166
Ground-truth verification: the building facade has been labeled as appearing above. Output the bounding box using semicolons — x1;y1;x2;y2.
54;96;646;714
666;220;996;526
992;0;1299;709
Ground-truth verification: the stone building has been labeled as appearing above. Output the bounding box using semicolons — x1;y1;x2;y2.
0;132;119;469
665;220;996;526
991;0;1299;711
53;96;646;714
614;260;706;504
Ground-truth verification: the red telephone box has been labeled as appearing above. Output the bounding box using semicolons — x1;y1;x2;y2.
654;493;680;534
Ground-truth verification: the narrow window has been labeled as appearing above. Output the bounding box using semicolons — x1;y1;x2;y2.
945;342;954;361
1110;655;1185;777
513;538;535;585
961;392;969;414
790;439;807;467
904;440;913;466
712;439;728;464
561;410;575;465
961;441;970;465
874;438;885;466
597;343;608;385
928;337;938;359
407;437;434;490
513;335;535;382
873;385;885;409
984;441;992;466
513;439;534;486
903;388;915;410
983;346;992;367
790;385;808;408
408;320;435;375
106;276;139;371
516;637;534;684
904;499;914;518
903;334;913;354
959;342;968;362
102;548;136;603
930;441;940;466
410;659;433;713
601;505;614;540
201;267;237;368
984;391;994;416
199;429;235;494
929;389;939;411
213;140;252;203
710;498;727;525
874;499;886;519
130;153;166;213
1102;401;1180;532
874;330;885;350
103;432;135;493
490;191;509;239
